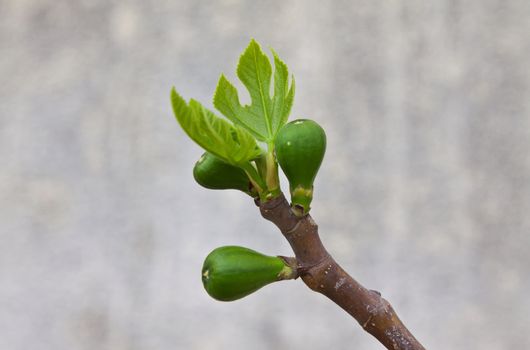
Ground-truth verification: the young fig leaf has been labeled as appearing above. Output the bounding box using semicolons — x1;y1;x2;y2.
202;246;295;302
171;88;262;166
213;39;295;142
275;119;326;216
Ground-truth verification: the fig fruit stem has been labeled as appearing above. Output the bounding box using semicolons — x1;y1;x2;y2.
241;162;265;195
259;193;426;350
277;256;300;280
249;144;281;202
264;143;280;197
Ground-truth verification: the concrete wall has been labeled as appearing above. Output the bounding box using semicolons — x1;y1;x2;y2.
1;1;529;349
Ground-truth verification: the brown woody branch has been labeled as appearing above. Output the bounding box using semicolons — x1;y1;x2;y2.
259;194;425;350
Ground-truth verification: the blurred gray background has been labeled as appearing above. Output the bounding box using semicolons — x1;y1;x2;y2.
1;1;530;349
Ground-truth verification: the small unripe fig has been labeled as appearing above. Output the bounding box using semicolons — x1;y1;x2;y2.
274;119;326;215
201;246;295;302
193;152;256;196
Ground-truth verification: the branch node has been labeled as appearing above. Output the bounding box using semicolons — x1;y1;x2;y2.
362;314;374;329
370;289;382;296
283;220;301;235
298;254;332;277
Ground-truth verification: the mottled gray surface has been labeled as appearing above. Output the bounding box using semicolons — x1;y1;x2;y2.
1;1;530;349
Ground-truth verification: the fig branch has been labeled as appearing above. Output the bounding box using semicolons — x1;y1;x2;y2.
171;39;425;350
258;194;425;350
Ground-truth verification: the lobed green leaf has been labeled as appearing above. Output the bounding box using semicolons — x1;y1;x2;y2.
271;50;295;134
213;39;295;143
171;88;262;166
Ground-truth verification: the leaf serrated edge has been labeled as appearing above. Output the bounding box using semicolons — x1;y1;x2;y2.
171;87;262;167
236;39;273;141
213;75;267;142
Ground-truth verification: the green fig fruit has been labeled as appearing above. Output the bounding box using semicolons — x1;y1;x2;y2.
193;152;256;196
201;246;295;302
274;119;326;215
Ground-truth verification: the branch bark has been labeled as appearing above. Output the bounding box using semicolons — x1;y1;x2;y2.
259;194;425;350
